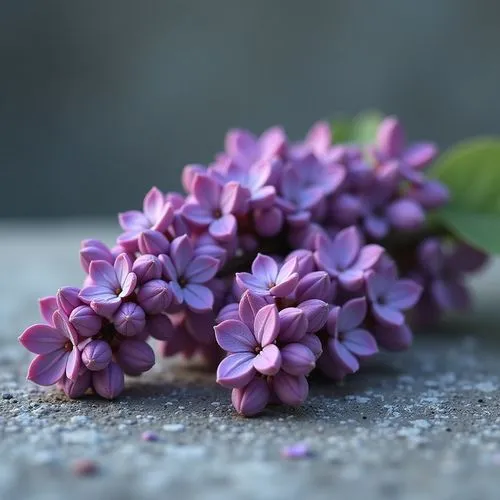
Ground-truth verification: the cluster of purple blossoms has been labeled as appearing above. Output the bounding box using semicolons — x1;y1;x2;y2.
19;116;488;415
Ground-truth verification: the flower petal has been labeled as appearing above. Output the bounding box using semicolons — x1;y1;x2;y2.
182;203;214;227
209;214;237;242
65;348;81;381
216;352;256;388
332;226;361;270
215;319;257;353
89;260;119;290
170;235;194;276
142;186;165;223
351;244;384;271
376;116;405;158
193;173;221;209
27;350;67;386
375;324;413;351
327;338;359;374
119;272;137;298
273;372;308;406
184;255;219;284
338;269;364;290
372;303;405;327
183;284;214;312
235;272;269;295
220;181;250;215
118;210;149;231
251;254;278;284
38;296;58;325
386;280;423;310
253;344;281;376
342;329;378;357
253;304;279;346
19;324;64;354
338;297;367;332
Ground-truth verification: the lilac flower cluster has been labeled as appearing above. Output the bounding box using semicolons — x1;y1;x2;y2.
19;116;487;415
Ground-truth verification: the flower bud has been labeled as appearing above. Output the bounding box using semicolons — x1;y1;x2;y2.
113;302;146;337
92;362;124;399
285;249;314;277
253;207;284;237
116;340;155;375
386;198;425;231
231;377;270;417
137;279;172;315
57;286;81;315
62;369;92;398
297;299;329;333
281;343;316;376
145;313;174;341
82;340;112;371
216;303;239;323
138;230;170;256
294;271;333;303
278;308;308;343
69;305;102;337
132;255;162;284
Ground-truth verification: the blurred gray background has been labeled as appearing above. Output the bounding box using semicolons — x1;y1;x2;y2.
1;0;499;218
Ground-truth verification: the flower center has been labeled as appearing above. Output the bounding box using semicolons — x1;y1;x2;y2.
115;287;122;296
64;341;73;352
254;346;262;354
213;209;222;219
178;276;187;287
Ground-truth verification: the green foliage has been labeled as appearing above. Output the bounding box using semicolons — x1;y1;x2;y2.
331;110;383;144
430;139;500;254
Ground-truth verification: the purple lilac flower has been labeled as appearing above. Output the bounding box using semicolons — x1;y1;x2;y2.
210;158;277;209
314;226;384;290
318;298;377;380
216;299;319;416
290;121;332;160
159;235;218;312
366;260;423;327
117;187;175;251
79;254;137;318
374;116;437;184
411;238;488;320
19;310;81;386
182;173;250;242
236;254;299;297
224;126;287;169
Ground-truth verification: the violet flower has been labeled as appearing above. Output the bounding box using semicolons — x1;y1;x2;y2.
182;173;250;242
314;226;384;290
319;298;377;380
79;254;137;318
19;310;81;386
374;116;437;184
224;126;287;169
236;254;299;297
117;187;174;251
366;262;422;327
159;235;218;312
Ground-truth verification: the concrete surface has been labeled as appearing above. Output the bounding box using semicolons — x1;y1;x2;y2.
1;220;500;500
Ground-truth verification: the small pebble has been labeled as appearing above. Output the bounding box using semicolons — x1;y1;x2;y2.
72;459;99;477
163;423;185;432
2;393;13;400
141;431;160;442
281;443;311;459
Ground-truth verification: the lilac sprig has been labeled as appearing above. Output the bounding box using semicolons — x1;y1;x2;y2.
19;115;485;413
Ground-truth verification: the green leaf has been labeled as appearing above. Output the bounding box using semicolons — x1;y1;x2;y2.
430;138;500;254
330;110;383;144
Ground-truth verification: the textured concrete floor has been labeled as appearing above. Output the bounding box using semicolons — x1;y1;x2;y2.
1;221;500;500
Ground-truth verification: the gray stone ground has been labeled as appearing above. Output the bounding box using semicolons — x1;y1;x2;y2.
1;221;500;500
